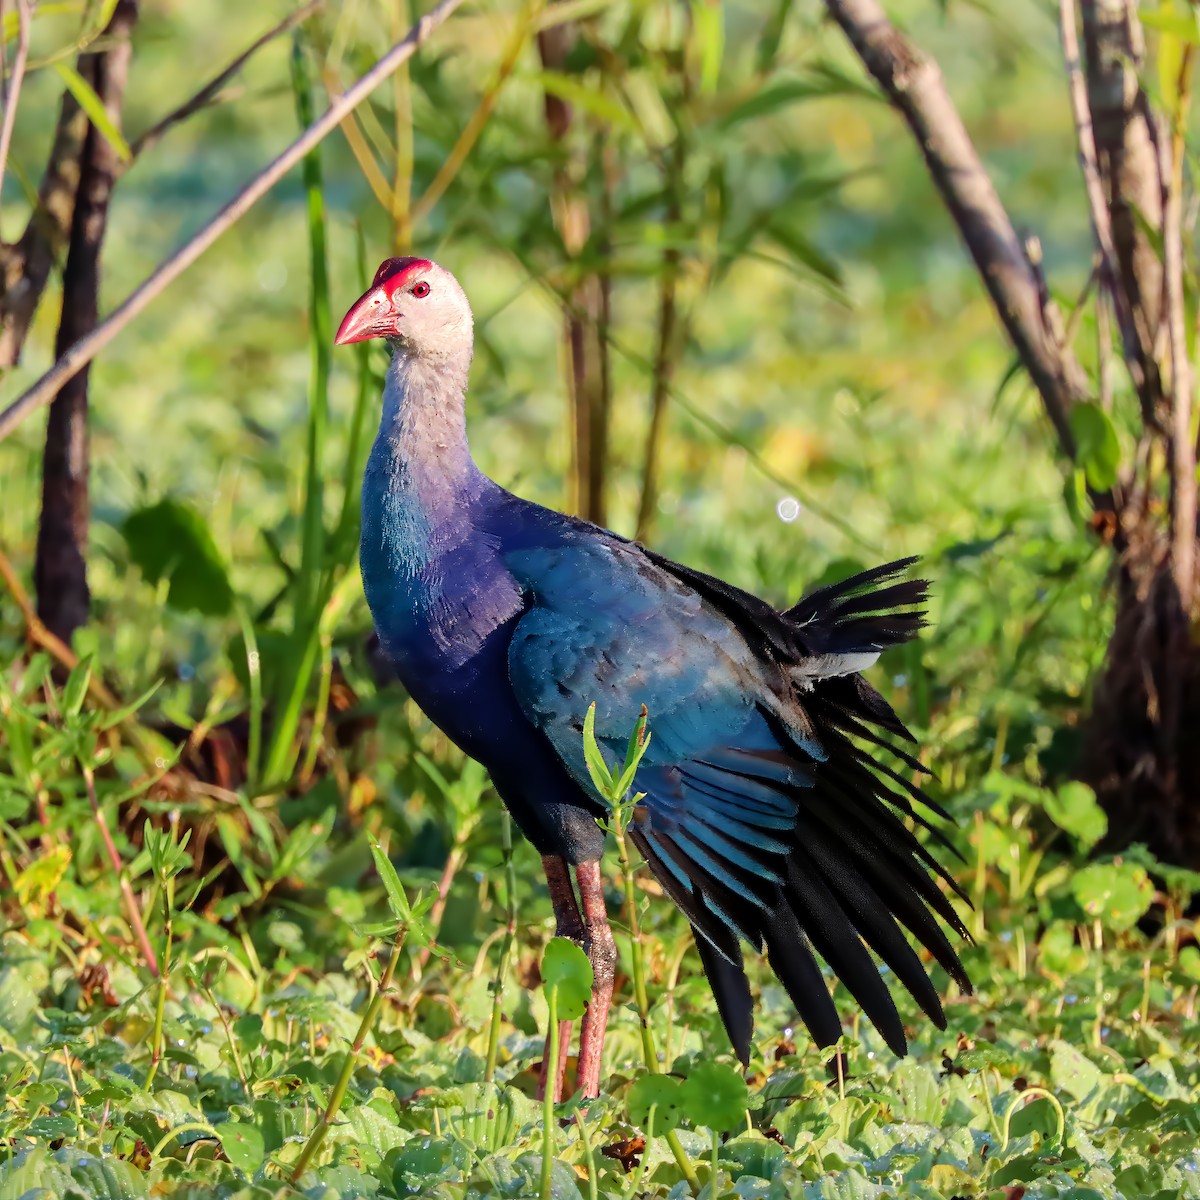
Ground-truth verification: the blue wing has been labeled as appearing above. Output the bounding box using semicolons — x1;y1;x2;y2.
506;534;970;1062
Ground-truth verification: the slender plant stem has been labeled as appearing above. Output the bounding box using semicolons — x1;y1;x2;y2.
575;1108;599;1200
0;0;31;211
409;0;541;228
289;930;408;1182
413;821;476;975
81;764;159;977
298;631;333;784
144;875;174;1089
128;1;324;163
199;978;249;1092
540;984;559;1200
0;0;468;442
485;813;516;1083
612;810;699;1194
391;0;414;248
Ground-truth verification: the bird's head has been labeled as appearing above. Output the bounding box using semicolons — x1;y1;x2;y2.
334;257;472;359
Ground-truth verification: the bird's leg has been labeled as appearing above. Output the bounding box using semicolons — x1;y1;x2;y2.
538;854;583;1102
574;860;617;1099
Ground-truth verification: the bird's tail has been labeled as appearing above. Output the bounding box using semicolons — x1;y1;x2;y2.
761;558;972;1057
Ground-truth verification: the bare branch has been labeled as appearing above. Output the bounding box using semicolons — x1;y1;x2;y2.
0;0;32;208
0;0;467;442
1059;0;1145;399
1080;0;1163;413
823;0;1089;464
127;0;323;163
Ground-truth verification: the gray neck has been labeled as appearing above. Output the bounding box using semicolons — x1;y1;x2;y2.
374;347;475;491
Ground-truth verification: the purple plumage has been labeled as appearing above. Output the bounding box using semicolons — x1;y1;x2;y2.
338;257;971;1099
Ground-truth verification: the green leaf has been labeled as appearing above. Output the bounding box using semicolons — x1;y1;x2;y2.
613;709;652;800
1049;1039;1105;1103
680;1061;748;1130
1071;861;1155;930
368;834;413;924
216;1120;265;1174
1178;945;1200;982
531;70;637;130
1068;402;1121;491
61;655;93;718
121;499;233;617
627;1073;686;1133
1039;921;1088;976
713;76;854;129
1142;7;1200;44
541;937;592;1021
581;703;614;795
1043;781;1107;849
692;0;724;94
54;63;132;162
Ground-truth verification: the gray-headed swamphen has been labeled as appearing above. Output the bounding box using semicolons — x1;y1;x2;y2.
336;256;971;1100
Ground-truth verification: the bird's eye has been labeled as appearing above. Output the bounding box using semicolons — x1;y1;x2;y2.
412;281;431;298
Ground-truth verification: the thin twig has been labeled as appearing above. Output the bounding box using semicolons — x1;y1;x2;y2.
82;764;160;977
1058;0;1144;397
0;0;32;210
127;0;323;163
0;0;468;441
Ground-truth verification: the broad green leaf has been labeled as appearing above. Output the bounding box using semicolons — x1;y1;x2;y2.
1142;7;1200;44
680;1061;748;1130
1043;781;1107;849
1071;860;1155;930
216;1121;265;1174
122;499;233;617
1039;921;1088;976
627;1072;686;1133
13;846;71;909
1049;1038;1105;1103
1068;402;1122;491
1177;945;1200;981
54;63;132;162
541;936;592;1021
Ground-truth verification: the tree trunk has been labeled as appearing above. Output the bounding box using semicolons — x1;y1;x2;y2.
1083;541;1200;868
33;1;139;644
